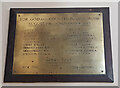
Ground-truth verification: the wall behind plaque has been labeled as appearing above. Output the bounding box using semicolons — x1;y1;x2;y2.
1;2;118;86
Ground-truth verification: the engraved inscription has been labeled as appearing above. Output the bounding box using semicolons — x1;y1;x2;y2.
13;13;105;74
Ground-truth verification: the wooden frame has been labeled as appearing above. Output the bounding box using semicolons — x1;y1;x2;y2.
4;8;113;82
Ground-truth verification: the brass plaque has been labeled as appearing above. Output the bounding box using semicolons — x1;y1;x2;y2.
13;13;105;74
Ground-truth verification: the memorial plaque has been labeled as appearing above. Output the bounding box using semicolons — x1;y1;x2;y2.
4;8;113;82
13;13;105;75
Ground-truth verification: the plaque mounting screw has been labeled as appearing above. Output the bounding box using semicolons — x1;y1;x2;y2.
18;15;20;17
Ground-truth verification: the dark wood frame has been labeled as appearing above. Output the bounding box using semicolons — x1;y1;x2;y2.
4;8;114;82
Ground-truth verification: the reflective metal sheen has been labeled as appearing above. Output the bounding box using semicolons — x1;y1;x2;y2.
13;13;106;74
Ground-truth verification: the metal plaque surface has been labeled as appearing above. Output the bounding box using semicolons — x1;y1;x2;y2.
13;13;105;74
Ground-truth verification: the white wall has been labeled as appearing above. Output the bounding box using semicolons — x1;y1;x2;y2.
1;2;118;86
